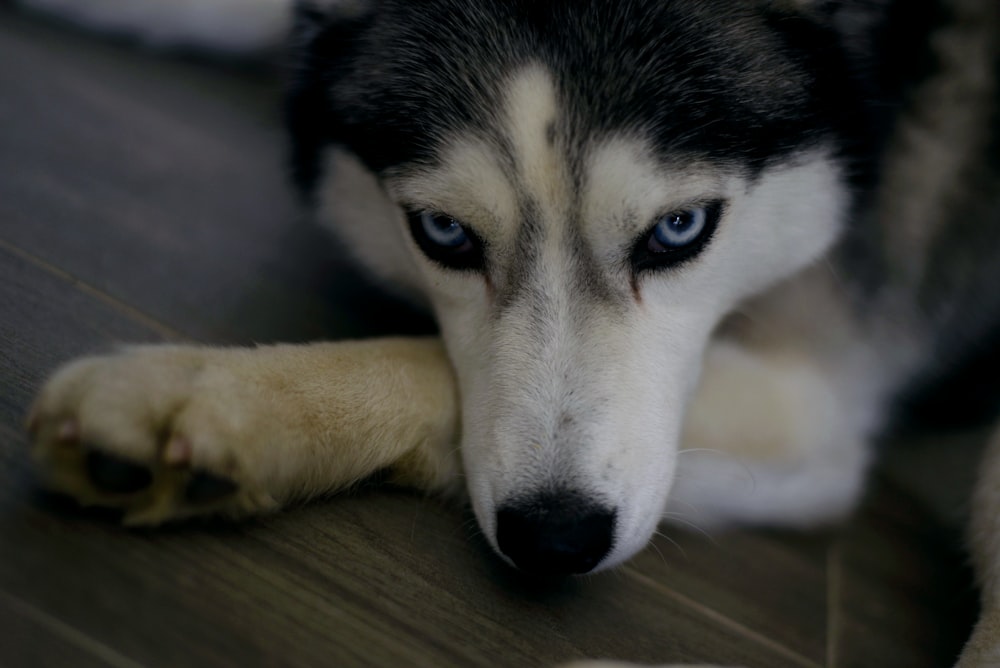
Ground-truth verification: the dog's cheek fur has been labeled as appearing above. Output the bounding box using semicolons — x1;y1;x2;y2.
312;149;430;306
685;150;849;307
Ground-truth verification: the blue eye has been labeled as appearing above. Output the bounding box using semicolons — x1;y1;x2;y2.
419;212;469;248
649;208;707;250
631;201;723;273
407;210;485;271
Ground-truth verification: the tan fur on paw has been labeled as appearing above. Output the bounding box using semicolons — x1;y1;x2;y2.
28;346;279;525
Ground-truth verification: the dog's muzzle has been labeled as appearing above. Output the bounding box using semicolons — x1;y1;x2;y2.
495;490;616;575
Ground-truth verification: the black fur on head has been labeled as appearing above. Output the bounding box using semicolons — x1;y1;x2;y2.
284;0;923;200
285;2;375;196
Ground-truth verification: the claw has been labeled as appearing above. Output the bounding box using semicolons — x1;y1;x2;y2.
57;419;80;444
164;435;192;466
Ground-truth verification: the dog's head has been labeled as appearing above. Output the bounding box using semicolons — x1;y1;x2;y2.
289;0;875;574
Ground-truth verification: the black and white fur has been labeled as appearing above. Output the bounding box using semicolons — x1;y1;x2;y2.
21;0;1000;665
284;0;1000;562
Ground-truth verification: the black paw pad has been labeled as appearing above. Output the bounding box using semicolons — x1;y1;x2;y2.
185;472;238;504
85;451;153;494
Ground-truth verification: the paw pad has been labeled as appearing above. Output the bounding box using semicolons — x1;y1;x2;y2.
84;451;153;494
184;471;238;504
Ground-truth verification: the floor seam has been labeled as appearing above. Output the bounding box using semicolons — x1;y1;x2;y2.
0;589;149;668
0;238;188;342
623;565;823;668
826;539;842;668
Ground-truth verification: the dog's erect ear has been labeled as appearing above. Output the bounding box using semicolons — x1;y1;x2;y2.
285;0;374;198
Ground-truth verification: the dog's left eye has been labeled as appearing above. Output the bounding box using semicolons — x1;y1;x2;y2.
650;209;707;249
632;201;723;272
407;211;485;271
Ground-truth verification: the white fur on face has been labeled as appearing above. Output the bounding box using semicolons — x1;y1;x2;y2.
374;64;847;570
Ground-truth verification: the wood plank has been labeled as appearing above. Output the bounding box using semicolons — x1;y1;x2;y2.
630;526;830;665
832;472;977;668
0;9;431;346
0;490;813;668
0;591;137;668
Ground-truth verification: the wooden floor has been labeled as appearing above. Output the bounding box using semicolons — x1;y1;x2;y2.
0;7;981;667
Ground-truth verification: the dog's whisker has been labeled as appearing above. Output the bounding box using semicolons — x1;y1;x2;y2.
733;458;758;493
662;512;717;545
645;536;670;566
665;497;702;518
651;529;687;561
676;447;728;457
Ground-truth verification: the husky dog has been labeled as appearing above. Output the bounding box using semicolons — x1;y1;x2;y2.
23;0;1000;664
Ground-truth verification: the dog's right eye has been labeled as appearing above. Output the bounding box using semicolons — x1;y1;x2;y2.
630;201;723;273
407;211;485;271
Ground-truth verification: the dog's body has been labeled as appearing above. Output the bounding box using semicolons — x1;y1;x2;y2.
22;0;1000;664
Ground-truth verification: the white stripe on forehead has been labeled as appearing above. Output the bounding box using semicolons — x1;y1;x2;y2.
385;64;571;246
502;64;571;223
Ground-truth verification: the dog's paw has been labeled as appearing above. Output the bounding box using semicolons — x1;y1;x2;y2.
27;346;281;525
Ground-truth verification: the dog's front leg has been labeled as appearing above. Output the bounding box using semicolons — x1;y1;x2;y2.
956;426;1000;667
666;338;876;530
27;338;461;525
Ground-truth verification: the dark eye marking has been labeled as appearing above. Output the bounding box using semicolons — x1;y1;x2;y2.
630;200;724;273
407;210;486;271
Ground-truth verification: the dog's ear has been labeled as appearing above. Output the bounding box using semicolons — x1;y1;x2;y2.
285;0;374;198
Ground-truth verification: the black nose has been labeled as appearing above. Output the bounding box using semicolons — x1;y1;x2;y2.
495;492;616;575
